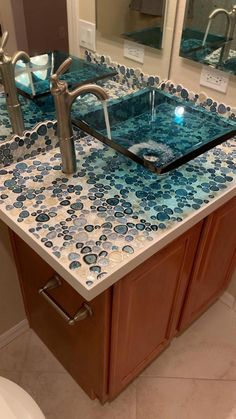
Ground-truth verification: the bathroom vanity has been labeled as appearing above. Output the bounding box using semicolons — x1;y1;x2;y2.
9;196;236;403
1;0;236;408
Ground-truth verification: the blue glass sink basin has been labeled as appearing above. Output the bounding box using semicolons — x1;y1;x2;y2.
14;50;117;98
72;88;236;174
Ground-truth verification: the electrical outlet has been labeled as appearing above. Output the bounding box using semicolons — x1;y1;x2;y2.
200;66;229;93
79;20;96;52
124;40;145;64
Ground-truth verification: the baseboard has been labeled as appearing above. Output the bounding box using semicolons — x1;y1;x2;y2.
220;292;236;310
0;319;29;349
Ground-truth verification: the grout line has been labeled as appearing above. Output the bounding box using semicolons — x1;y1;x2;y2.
135;384;137;419
18;329;32;385
138;375;236;383
219;299;236;316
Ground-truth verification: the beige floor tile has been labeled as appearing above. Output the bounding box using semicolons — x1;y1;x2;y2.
141;301;236;380
23;331;65;373
19;372;136;419
136;377;236;419
0;330;30;372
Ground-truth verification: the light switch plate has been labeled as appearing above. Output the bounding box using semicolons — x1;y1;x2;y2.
124;40;145;64
79;19;96;52
200;66;229;93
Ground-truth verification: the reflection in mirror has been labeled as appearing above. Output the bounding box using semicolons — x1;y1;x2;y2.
0;0;69;143
15;51;117;99
96;0;167;50
180;0;236;75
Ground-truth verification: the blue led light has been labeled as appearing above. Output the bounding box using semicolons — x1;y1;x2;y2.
175;106;185;117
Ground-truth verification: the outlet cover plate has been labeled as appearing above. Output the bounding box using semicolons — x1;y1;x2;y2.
124;40;145;63
79;19;96;52
200;66;229;93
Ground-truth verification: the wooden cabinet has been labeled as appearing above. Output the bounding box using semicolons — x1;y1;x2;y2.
12;234;111;403
108;222;203;398
10;198;236;402
178;197;236;332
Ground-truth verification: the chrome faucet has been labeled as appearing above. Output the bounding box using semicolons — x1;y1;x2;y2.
0;31;31;136
50;57;109;174
203;5;236;64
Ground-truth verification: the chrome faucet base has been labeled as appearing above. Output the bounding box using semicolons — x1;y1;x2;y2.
60;135;77;174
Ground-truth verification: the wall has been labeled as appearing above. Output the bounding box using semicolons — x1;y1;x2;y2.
78;0;178;79
169;0;236;106
11;0;28;52
0;0;18;54
0;222;25;335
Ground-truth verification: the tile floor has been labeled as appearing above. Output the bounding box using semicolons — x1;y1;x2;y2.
1;300;236;419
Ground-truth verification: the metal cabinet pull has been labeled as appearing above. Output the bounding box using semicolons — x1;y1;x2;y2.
39;275;93;326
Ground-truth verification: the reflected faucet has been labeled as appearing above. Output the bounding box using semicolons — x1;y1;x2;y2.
203;5;236;64
50;57;109;174
0;31;31;136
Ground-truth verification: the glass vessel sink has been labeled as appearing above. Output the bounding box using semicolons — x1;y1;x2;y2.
14;50;117;98
73;88;236;174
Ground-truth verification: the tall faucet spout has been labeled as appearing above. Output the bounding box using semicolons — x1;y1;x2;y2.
0;32;31;136
69;83;109;107
202;8;231;47
50;58;109;174
209;8;230;22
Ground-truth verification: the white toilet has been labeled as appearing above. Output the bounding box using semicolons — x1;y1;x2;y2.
0;377;45;418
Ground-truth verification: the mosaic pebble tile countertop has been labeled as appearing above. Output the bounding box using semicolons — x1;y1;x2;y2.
0;121;235;300
0;63;235;300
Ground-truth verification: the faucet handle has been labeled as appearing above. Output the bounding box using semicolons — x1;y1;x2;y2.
0;31;9;61
0;31;9;51
56;57;72;77
51;57;72;94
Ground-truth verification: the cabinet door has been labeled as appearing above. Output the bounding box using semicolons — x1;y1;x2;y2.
179;197;236;332
11;233;111;403
109;222;203;398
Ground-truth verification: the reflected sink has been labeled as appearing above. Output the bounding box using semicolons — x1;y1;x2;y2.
72;88;236;174
14;50;117;99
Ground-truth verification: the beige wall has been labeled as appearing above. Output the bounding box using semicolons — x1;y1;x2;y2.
169;0;236;107
78;0;178;79
11;0;28;52
0;0;17;54
0;222;25;335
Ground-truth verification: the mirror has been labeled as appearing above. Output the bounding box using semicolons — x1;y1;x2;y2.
180;0;236;75
94;0;178;80
0;0;69;143
0;0;178;144
96;0;167;50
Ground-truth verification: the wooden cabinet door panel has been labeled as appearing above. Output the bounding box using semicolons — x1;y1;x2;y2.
11;233;111;403
109;222;203;398
179;197;236;332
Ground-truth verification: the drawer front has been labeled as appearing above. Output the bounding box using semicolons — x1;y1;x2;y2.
11;232;111;402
